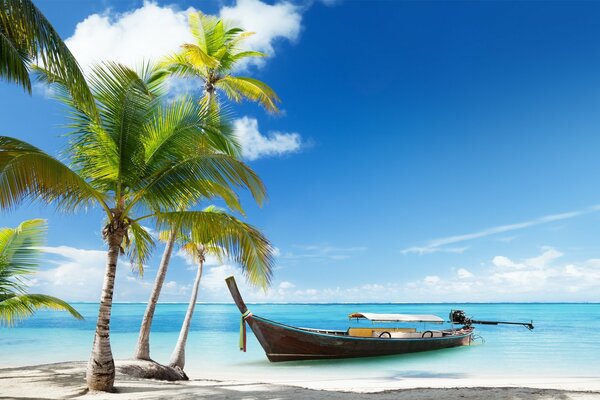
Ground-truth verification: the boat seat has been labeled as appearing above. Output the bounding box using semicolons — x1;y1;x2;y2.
388;331;444;339
348;328;416;337
369;328;416;337
347;328;374;337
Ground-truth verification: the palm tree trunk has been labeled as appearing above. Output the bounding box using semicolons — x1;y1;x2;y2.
133;229;177;360
169;257;203;370
86;236;122;392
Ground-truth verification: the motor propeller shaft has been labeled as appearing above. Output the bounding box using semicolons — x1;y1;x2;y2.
449;310;534;330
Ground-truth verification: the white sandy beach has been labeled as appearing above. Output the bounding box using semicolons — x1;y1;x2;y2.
1;361;599;400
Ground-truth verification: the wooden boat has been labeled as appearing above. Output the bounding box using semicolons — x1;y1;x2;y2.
226;276;477;362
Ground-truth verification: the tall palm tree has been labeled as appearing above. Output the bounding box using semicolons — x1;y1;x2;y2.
161;12;280;113
0;219;83;326
134;12;281;363
0;0;95;115
166;206;273;372
0;62;266;392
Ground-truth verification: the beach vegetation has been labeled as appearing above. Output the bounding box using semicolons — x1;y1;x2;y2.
166;205;273;373
0;0;95;115
0;61;265;391
161;12;280;113
0;219;82;326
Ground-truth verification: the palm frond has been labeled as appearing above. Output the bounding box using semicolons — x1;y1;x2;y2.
0;293;83;327
125;221;155;275
159;53;206;80
0;136;107;212
135;151;267;213
181;44;219;69
0;0;96;113
142;96;240;168
0;26;32;92
84;62;157;195
155;209;274;288
0;219;46;294
188;12;208;53
217;76;280;113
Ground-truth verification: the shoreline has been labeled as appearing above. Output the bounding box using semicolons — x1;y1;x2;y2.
1;361;599;399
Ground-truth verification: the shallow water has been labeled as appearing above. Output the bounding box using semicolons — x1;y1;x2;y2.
1;303;598;381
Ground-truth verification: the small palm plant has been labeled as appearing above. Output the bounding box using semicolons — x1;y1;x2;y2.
0;62;266;391
165;206;273;373
0;219;82;326
161;12;280;112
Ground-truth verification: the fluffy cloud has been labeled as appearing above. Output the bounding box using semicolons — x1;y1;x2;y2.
233;117;301;160
30;245;188;302
456;268;474;279
65;2;194;73
220;0;302;68
65;0;303;72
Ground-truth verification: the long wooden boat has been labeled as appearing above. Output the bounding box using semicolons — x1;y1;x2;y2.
226;276;476;362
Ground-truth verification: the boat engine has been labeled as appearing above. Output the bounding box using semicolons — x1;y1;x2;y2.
449;310;472;326
449;309;534;330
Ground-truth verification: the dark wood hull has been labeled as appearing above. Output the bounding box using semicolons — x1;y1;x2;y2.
247;315;473;362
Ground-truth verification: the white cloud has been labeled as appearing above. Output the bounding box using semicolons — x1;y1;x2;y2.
525;247;563;269
65;2;194;73
279;244;367;263
278;281;295;289
65;0;304;73
492;255;526;269
424;275;441;285
31;246;158;301
402;205;600;255
220;0;302;68
234;117;301;160
401;246;468;255
175;248;220;269
457;268;474;279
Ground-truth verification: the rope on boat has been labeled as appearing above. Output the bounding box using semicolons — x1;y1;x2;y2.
239;310;253;352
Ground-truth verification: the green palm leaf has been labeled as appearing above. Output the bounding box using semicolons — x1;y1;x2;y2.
217;76;280;113
125;221;155;275
160;12;280;113
156;209;274;288
0;219;46;294
0;136;107;212
0;293;83;327
0;0;96;115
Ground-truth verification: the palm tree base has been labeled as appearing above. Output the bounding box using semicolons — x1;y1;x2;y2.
117;359;188;381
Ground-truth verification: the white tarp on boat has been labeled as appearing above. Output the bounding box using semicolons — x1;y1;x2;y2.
349;312;445;323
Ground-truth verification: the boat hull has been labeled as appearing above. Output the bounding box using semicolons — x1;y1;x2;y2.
247;315;473;362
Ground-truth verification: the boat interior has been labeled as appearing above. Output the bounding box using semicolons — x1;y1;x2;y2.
298;326;455;338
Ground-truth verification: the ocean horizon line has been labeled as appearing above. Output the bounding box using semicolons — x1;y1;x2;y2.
66;301;600;305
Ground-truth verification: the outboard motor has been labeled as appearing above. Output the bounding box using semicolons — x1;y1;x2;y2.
450;310;472;326
450;309;534;330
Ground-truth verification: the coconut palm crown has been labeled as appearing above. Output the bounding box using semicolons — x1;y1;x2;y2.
0;61;267;391
161;12;280;113
0;219;83;326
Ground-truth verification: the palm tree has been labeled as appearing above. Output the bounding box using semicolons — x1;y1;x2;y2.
0;219;83;326
134;12;281;363
0;0;95;115
166;206;273;372
161;12;280;113
0;62;266;392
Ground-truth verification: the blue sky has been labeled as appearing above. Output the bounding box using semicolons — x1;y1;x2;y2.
3;0;600;302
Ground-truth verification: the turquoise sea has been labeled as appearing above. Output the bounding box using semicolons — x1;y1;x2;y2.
1;303;598;381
